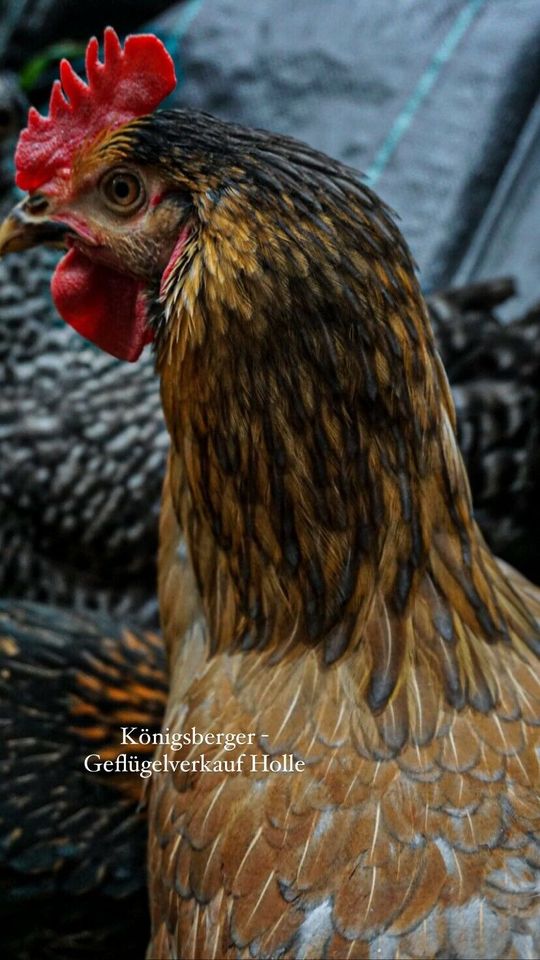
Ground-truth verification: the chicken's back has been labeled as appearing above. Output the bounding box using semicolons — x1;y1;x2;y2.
149;474;540;960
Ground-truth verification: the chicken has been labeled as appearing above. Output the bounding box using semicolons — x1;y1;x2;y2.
0;66;167;626
1;29;539;960
0;600;167;959
0;242;167;627
1;241;537;629
1;72;537;620
429;280;540;581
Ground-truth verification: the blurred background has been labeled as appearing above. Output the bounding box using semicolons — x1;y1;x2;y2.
0;1;538;958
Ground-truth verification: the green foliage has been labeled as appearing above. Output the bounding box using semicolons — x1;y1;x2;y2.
19;41;85;92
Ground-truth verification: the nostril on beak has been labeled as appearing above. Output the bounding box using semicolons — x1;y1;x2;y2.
25;193;50;217
0;196;67;256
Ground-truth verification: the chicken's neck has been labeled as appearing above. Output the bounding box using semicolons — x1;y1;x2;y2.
154;180;538;722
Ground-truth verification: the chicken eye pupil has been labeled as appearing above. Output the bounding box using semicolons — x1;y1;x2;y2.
114;178;131;200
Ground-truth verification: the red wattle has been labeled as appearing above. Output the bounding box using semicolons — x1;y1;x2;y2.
51;247;153;361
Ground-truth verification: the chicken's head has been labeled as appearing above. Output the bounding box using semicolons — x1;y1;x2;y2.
0;28;195;361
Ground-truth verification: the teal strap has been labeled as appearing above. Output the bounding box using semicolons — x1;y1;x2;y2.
366;0;489;186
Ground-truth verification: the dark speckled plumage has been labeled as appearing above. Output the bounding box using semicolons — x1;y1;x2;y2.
0;245;167;626
430;282;540;580
0;600;167;959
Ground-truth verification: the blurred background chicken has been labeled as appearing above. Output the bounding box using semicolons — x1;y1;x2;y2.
0;248;167;627
1;29;539;960
0;601;166;959
429;279;540;580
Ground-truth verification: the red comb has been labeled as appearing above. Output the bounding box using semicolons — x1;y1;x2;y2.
15;27;176;192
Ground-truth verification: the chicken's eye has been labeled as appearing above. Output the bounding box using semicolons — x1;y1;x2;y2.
100;170;145;214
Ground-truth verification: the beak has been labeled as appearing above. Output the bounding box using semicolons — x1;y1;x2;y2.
0;198;69;256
